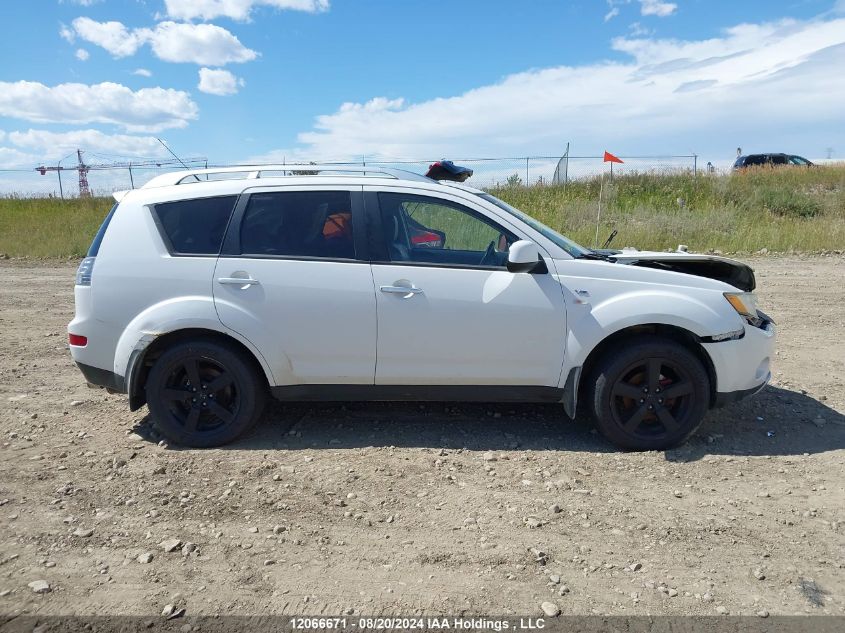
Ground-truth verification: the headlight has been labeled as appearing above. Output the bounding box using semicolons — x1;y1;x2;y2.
724;292;758;318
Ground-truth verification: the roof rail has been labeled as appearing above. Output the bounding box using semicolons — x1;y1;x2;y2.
141;164;431;188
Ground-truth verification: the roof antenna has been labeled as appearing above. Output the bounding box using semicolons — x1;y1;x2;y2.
156;137;201;182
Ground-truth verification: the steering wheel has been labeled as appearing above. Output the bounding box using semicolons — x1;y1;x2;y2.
479;240;497;266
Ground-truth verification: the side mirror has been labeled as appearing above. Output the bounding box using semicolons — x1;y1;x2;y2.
507;240;541;273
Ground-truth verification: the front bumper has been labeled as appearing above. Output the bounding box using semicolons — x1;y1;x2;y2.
713;381;769;407
702;311;776;406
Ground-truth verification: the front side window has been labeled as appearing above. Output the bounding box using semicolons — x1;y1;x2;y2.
378;193;515;267
153;195;237;255
239;190;355;259
478;193;590;258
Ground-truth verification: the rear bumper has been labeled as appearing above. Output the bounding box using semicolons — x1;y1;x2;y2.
76;362;125;393
703;312;776;405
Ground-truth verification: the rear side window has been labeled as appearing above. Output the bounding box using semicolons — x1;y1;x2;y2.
87;203;118;256
152;196;237;255
239;191;355;259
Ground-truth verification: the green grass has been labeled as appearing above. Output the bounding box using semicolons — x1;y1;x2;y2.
0;195;114;258
492;165;845;253
1;165;844;258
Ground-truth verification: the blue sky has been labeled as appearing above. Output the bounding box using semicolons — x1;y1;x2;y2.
1;0;844;189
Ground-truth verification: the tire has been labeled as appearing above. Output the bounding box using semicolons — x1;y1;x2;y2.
586;336;710;451
145;339;266;447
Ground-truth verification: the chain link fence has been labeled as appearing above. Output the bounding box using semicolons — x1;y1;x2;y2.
0;154;699;197
360;155;698;189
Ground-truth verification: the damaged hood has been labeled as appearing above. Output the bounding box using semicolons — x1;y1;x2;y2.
594;248;756;291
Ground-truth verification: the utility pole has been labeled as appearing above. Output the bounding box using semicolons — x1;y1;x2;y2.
57;157;64;199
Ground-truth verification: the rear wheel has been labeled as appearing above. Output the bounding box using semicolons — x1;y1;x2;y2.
587;336;709;450
146;339;266;447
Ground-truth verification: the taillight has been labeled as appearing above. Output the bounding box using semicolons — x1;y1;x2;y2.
76;257;95;286
69;334;88;346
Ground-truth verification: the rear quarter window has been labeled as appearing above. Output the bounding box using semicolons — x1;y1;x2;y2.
152;196;237;255
87;203;118;257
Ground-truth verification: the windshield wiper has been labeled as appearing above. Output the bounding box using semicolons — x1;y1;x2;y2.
577;250;612;261
601;229;618;250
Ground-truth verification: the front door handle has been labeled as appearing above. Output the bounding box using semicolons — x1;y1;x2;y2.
380;285;423;297
218;277;260;287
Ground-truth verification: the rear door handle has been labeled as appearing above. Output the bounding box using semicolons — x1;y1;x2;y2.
218;277;260;287
380;285;423;296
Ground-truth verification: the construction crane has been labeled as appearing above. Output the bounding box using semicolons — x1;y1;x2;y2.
77;149;90;197
36;151;206;198
36;149;89;198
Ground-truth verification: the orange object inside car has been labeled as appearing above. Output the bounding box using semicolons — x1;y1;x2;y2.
323;212;353;240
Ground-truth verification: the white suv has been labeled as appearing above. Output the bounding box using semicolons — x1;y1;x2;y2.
68;164;775;450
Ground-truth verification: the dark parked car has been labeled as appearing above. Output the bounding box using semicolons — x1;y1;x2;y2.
733;153;814;169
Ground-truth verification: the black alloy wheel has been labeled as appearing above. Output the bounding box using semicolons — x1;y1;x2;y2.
162;356;239;434
587;336;710;450
146;339;266;447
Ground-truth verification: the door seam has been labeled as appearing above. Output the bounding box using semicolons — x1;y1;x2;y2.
368;263;379;384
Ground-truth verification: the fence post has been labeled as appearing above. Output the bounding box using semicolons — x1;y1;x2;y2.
526;157;530;186
693;154;697;177
128;163;135;189
564;142;569;189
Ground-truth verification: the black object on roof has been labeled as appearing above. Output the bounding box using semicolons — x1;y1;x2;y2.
425;160;473;182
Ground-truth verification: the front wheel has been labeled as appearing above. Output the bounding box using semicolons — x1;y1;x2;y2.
145;339;266;447
586;336;710;450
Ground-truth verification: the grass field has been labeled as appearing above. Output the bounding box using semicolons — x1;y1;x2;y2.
1;165;843;258
493;164;845;253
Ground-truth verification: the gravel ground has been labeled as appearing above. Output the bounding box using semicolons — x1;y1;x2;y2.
1;255;843;618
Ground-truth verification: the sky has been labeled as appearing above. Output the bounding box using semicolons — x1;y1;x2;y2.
1;0;844;191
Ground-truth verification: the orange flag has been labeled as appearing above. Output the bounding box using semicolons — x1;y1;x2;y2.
603;151;624;164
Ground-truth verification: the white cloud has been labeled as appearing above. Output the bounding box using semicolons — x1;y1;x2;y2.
67;18;258;65
148;22;257;65
275;16;845;161
69;18;147;57
604;8;620;22
640;0;677;17
8;129;168;160
628;22;652;37
198;68;245;95
0;81;198;132
133;68;153;77
59;23;75;43
0;147;38;169
75;48;90;61
164;0;329;21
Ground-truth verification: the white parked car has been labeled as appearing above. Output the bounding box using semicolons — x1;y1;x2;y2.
68;164;775;450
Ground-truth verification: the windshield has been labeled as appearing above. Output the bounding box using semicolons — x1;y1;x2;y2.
478;193;590;258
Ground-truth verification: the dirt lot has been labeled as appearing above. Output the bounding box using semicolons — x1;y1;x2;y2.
1;255;843;619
